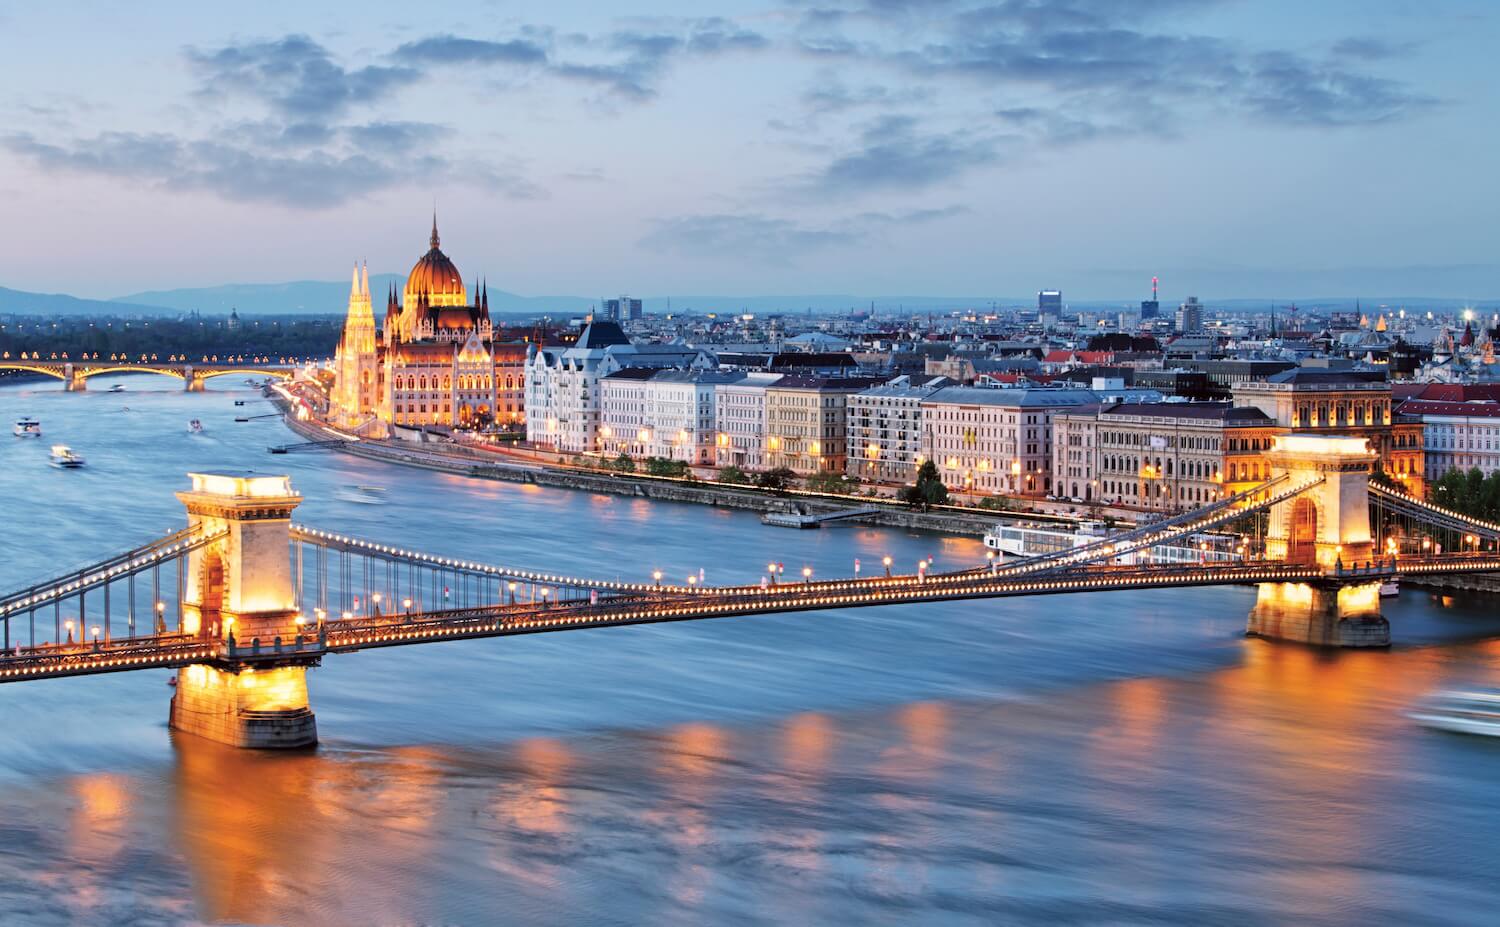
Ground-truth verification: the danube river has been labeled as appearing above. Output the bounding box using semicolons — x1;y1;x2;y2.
1;376;1499;926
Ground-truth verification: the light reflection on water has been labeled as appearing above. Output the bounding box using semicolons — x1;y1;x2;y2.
0;378;1498;925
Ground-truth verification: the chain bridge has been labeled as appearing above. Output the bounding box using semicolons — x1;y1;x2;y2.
1;434;1498;749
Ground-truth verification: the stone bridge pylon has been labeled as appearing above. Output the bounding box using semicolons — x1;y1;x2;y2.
169;472;318;748
1247;435;1388;647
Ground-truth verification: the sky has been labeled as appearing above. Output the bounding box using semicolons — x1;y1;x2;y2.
0;0;1496;301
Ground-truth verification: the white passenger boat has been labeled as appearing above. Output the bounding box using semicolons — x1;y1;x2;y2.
1380;580;1400;598
107;384;125;393
983;519;1240;566
1409;689;1500;736
188;419;204;434
12;419;41;438
48;445;86;468
335;485;387;505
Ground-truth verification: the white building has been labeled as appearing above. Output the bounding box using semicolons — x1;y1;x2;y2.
714;372;783;471
921;387;1099;495
600;369;742;464
524;321;711;454
1402;399;1500;480
846;377;949;483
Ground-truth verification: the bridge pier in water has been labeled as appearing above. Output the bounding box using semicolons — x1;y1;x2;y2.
1246;435;1389;647
63;364;86;391
184;366;205;392
169;472;318;748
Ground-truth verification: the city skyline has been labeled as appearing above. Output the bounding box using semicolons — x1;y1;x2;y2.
1;1;1496;300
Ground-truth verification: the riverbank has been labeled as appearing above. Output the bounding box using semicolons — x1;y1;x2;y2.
273;398;1005;537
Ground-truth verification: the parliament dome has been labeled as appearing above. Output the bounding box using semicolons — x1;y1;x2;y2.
404;215;467;308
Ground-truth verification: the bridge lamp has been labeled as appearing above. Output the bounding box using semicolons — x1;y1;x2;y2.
883;555;893;577
90;626;100;644
540;587;551;602
802;567;813;583
64;620;74;643
371;593;382;605
505;584;515;604
652;570;663;586
341;611;352;622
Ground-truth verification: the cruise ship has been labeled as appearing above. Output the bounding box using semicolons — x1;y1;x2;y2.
983;520;1241;566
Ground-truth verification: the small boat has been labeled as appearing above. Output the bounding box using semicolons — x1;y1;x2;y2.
1410;689;1500;736
12;419;41;438
48;445;86;468
335;485;388;505
188;419;204;434
107;384;125;393
1380;580;1400;598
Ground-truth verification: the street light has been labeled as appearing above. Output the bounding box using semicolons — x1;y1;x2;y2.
64;620;74;645
506;583;516;604
802;566;812;584
652;570;663;586
882;555;893;577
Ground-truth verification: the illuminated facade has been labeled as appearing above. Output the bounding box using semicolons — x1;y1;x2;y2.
1232;368;1424;493
331;217;528;434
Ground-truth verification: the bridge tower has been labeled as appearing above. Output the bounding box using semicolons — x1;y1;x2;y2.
1247;435;1388;647
169;472;317;748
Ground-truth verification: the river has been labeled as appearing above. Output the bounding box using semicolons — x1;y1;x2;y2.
0;375;1498;926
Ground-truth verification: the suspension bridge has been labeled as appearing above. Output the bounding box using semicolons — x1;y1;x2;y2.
0;359;293;391
1;434;1498;749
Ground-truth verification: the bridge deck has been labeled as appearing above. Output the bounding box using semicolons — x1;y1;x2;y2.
2;554;1496;684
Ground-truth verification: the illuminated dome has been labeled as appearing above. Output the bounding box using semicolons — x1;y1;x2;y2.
404;215;467;308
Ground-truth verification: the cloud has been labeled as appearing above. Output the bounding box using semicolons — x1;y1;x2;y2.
640;204;964;263
809;115;1006;194
1243;53;1436;126
393;34;548;65
641;213;858;262
187;35;419;118
1;129;538;209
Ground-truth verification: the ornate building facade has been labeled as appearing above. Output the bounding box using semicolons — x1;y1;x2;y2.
331;218;527;434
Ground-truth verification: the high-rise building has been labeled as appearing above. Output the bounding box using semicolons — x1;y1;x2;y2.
601;295;643;321
1038;290;1063;314
1140;276;1160;320
1175;296;1204;333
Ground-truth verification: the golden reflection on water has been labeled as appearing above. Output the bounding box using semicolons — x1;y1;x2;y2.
486;736;575;890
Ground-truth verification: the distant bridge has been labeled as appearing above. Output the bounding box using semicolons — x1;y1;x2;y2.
0;360;294;391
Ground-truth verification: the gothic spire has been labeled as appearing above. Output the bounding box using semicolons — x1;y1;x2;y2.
360;261;370;299
430;210;440;250
350;263;360;300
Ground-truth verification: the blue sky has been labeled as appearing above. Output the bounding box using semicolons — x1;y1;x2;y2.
0;0;1495;300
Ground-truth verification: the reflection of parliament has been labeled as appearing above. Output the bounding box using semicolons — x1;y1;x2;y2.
331;216;527;435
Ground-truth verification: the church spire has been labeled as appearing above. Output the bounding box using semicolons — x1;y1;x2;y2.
360;261;369;298
430;210;440;250
350;263;360;300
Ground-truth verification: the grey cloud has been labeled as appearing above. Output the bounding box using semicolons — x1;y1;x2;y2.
344;121;443;152
802;74;931;113
1243;53;1436;126
1330;36;1418;60
811;115;1006;194
640;213;860;263
393;34;548;65
188;35;419;118
686;17;770;53
640;204;965;263
796;0;1433;136
1;129;537;209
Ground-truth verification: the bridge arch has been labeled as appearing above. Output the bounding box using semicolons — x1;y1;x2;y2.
0;364;67;381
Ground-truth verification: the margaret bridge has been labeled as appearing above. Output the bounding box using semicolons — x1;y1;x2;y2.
0;359;294;391
1;434;1498;748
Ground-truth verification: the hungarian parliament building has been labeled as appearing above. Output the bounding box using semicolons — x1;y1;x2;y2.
330;218;527;435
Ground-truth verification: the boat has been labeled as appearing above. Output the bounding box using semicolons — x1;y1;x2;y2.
1380;580;1400;598
12;419;41;438
1409;689;1500;736
983;519;1241;566
107;384;125;393
335;485;388;505
188;419;204;434
48;445;86;468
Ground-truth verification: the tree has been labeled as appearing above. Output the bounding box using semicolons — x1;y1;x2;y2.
718;465;750;485
805;471;849;494
978;495;1015;512
644;456;689;477
609;452;635;473
903;460;949;509
756;467;797;491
